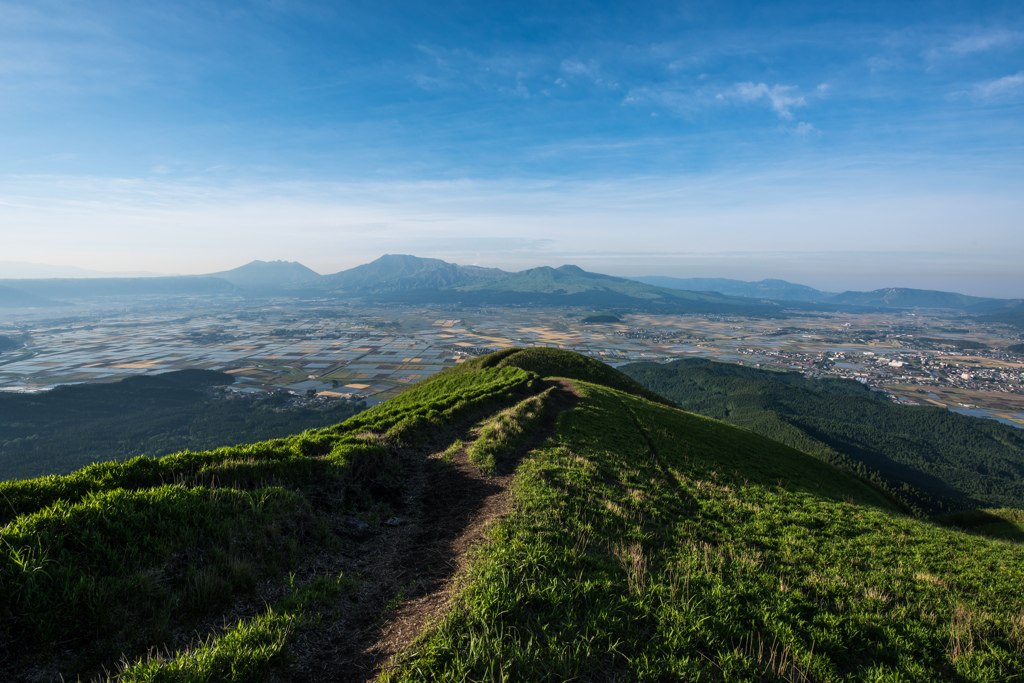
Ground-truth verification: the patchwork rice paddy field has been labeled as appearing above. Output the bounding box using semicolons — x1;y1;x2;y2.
1;303;1020;424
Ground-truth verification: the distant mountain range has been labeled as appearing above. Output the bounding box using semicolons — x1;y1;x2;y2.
634;274;1022;316
0;255;1020;322
825;287;1016;312
628;276;832;302
316;257;778;314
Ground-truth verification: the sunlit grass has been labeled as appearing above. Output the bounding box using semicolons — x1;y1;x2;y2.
467;388;552;474
387;380;1024;681
0;364;540;680
5;349;1023;681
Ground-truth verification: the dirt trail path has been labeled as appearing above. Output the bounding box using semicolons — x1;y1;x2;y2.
280;379;578;683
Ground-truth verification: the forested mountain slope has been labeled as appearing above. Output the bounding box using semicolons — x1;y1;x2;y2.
1;350;1022;682
620;358;1024;515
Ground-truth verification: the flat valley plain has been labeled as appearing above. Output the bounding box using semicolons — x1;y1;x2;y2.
1;297;1022;427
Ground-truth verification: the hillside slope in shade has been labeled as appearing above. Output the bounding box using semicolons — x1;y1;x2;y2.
620;357;1024;514
0;370;366;481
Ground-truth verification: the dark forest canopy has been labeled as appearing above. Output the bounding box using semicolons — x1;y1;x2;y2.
621;357;1024;514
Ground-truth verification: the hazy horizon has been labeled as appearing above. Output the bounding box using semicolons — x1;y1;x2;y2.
2;1;1022;298
2;252;1021;299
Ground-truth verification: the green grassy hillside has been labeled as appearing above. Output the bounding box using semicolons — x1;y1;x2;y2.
621;357;1024;515
419;346;674;407
387;381;1023;681
2;350;1022;681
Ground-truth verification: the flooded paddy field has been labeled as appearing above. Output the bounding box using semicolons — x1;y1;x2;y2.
2;300;1021;420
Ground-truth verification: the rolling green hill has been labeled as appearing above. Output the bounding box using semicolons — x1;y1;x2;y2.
619;358;1024;515
2;350;1022;681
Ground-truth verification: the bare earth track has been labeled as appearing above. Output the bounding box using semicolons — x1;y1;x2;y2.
275;379;579;683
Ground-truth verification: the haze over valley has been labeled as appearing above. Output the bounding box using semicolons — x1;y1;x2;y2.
3;254;1023;466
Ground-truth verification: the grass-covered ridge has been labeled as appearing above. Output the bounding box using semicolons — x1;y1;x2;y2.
3;348;1023;681
389;380;1024;681
0;364;540;681
419;346;673;406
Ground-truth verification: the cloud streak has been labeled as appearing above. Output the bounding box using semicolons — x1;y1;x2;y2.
717;82;817;120
963;71;1024;101
949;29;1022;55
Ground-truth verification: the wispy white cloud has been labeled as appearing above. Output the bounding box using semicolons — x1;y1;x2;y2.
622;85;700;114
410;44;549;97
718;82;806;119
952;71;1024;102
865;54;901;73
503;73;531;99
922;28;1024;65
559;58;619;89
623;78;829;124
949;29;1022;55
560;59;597;78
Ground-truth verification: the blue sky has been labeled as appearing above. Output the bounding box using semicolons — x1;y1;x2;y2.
2;0;1022;295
